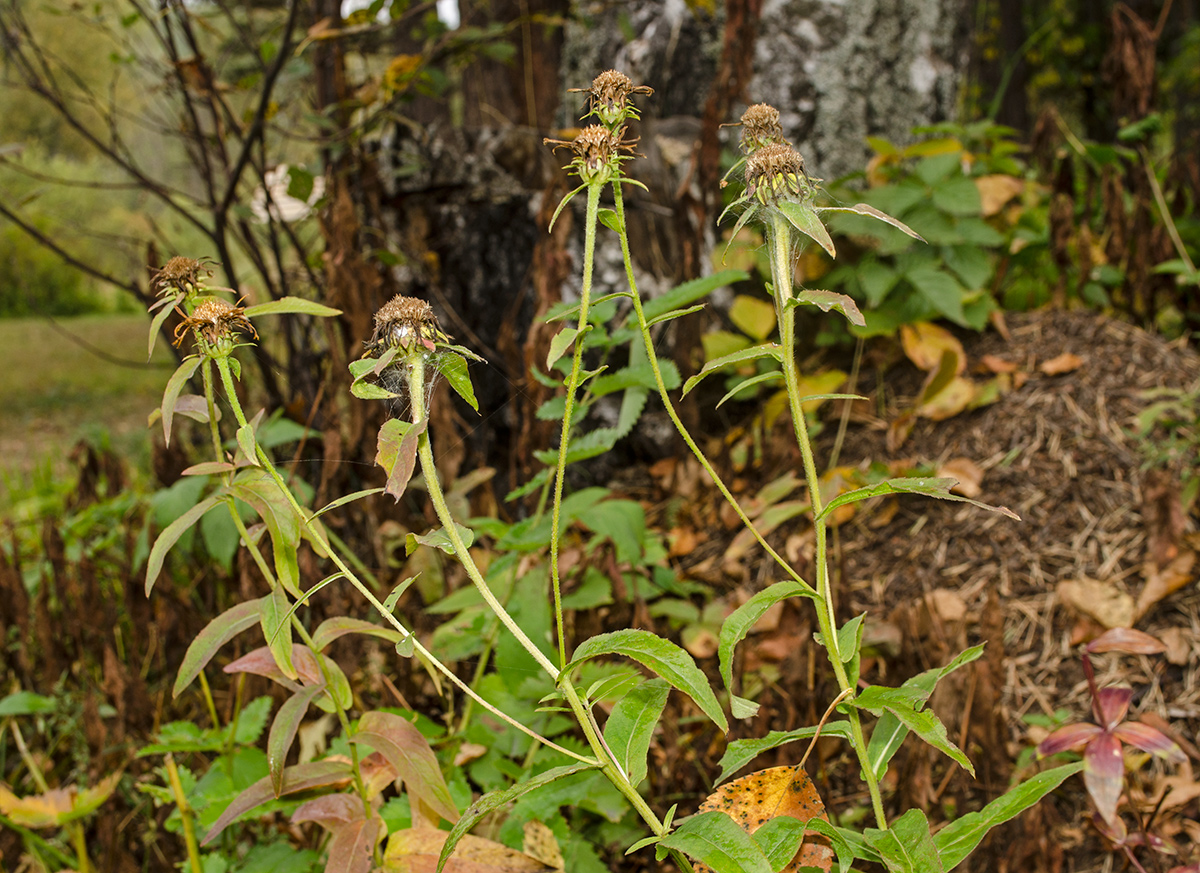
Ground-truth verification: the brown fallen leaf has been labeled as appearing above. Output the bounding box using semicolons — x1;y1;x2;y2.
1135;550;1195;620
918;377;977;421
975;174;1025;216
980;354;1019;374
936;457;984;498
1158;627;1194;666
901;322;966;374
522;821;564;870
1039;352;1084;376
1057;578;1135;629
385;827;557;873
694;766;834;873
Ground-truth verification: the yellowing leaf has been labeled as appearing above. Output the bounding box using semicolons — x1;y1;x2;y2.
1039;352;1084;376
900;322;965;374
974;175;1024;217
384;826;556;872
936;457;984;498
730;295;778;342
793;370;847;413
918;376;976;421
522;821;565;870
694;766;834;873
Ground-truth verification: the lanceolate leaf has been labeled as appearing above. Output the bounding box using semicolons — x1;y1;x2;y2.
201;760;354;845
438;352;478;412
658;811;773;873
933;761;1084;870
260;585;298;681
717;724;856;785
146;494;223;596
603;680;670;786
546;327;580;370
173;597;266;697
243;298;342;318
351;711;459;824
645;303;707;327
788;289;865;327
268;684;325;797
148;293;181;359
641;270;749;322
161;356;203;445
717;372;785;409
436;763;600;873
311;617;406;652
375;418;427;502
816;203;925;242
229;478;302;596
568;630;728;732
815;477;1019;524
312;488;386;518
325;818;380;873
683;343;783;396
719;582;820;719
864;808;943;873
235;423;260;466
850;687;973;776
778;200;837;258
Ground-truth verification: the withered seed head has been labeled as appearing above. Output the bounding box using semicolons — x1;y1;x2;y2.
745;142;809;204
571;69;653;125
172;298;256;348
544;124;637;183
154;256;211;295
368;295;448;354
739;103;785;153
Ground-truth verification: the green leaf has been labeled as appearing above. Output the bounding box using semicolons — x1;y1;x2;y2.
352;711;459;823
683;343;782;396
641;270;749;322
260;585;298;681
717;372;785;408
864;808;944;873
658;810;773;873
236;423;259;466
716;723;856;784
438;352;478;412
905;264;966;325
547;183;586;233
579;499;645;564
161;356;203;446
146;494;223;596
849;686;973;776
933;762;1084;870
174;597;266;697
718;582;820;719
645;303;707;327
312;488;386;518
778;200;836;257
942;244;992;290
405;523;474;555
242;298;341;318
598;207;623;233
148;294;180;359
311;617;406;652
789;289;865;326
547;327;580;369
752;817;854;873
866;646;984;780
436;763;600;872
817;203;925;242
567;630;728;732
0;691;56;717
268;685;323;797
816;477;1018;524
285;166;314;201
859;260;900;306
603;680;670;786
930;176;982;216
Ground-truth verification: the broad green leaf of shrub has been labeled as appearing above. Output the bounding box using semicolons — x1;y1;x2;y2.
567;630;728;732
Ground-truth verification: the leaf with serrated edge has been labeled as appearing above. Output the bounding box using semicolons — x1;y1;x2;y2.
603;680;670;786
146;494;223;596
200;760;354;845
435;763;599;873
161;357;203;445
719;582;819;719
934;762;1083;870
351;711;459;823
816;477;1018;523
568;630;728;732
659;811;774;873
268;685;324;797
173;597;265;697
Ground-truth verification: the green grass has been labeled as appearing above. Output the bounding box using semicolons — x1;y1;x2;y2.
0;314;173;504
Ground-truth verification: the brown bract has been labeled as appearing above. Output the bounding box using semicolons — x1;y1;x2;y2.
368;294;448;353
153;255;212;295
172;298;256;347
745;142;808;203
739;103;785;153
571;69;653;121
543;124;637;181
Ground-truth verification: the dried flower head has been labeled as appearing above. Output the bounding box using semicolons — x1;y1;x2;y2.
544;124;637;184
172;298;256;348
745;142;810;205
738;103;785;153
368;295;449;354
154;256;212;296
571;70;653;126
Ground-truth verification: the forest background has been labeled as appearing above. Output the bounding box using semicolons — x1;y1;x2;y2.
1;0;1199;871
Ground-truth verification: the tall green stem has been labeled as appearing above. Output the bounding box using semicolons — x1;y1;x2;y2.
548;184;603;668
768;214;886;828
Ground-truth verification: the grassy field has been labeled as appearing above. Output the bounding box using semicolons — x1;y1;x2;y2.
0;314;173;503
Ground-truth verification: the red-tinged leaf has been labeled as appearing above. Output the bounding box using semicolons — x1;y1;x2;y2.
312;617;406;652
174;597;266;698
1093;687;1133;730
1037;723;1102;757
261;585;298;681
229;478;302;596
146;494;224;596
351;712;459;823
161;356;203;444
224;644;322;690
376;419;428;502
1112;722;1186;762
174;394;216;423
269;685;326;797
327;817;381;873
201;760;355;845
181;461;239;476
1083;732;1125;826
1085;628;1166;655
293;791;364;825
